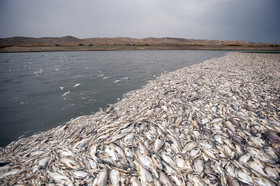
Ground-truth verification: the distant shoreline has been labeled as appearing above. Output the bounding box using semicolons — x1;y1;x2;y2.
1;36;279;53
1;45;280;53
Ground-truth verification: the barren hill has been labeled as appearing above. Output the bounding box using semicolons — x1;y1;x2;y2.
0;36;251;47
1;36;279;52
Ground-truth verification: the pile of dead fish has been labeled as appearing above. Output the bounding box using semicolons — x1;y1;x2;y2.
0;52;280;185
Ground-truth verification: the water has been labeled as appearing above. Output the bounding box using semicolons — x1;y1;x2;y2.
0;50;227;147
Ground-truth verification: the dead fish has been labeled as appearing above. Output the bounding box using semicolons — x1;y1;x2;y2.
227;177;240;186
175;116;183;126
236;169;253;184
124;147;134;158
33;157;51;173
264;130;280;155
59;149;75;157
134;160;154;185
161;153;176;167
73;170;88;179
123;133;135;144
225;163;236;178
106;133;127;144
202;147;218;160
156;126;166;137
182;141;197;153
62;90;70;97
60;157;80;169
248;136;265;148
248;158;267;177
0;167;22;179
239;153;251;164
93;167;108;186
252;176;276;186
109;169;120;186
159;169;174;186
264;166;279;179
89;144;100;162
110;143;126;158
189;148;201;159
154;136;164;152
229;118;239;127
105;145;119;161
72;137;91;150
202;128;212;138
48;170;73;186
224;121;236;133
175;156;187;169
193;158;204;174
167;134;181;153
171;174;186;186
188;174;206;186
73;83;80;87
192;119;201;130
136;151;152;168
151;154;164;170
138;140;150;156
211;117;223;123
130;176;141;186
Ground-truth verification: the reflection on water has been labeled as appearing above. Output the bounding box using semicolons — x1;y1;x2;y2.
0;50;226;146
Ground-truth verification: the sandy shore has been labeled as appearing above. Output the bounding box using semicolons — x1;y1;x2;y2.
0;53;280;185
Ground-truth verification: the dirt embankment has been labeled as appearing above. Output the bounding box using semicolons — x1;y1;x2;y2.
1;36;279;52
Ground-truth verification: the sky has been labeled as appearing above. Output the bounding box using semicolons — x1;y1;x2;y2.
0;0;279;43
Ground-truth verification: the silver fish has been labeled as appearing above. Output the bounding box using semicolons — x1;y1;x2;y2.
48;170;73;186
33;157;51;173
93;168;108;186
134;160;154;185
60;157;80;169
109;169;120;186
159;169;174;186
154;136;164;152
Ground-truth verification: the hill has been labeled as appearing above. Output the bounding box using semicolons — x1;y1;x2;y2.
0;36;279;52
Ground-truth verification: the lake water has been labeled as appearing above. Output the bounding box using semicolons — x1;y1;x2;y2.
0;50;227;147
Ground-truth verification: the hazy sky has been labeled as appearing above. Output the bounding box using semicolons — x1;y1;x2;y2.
0;0;279;43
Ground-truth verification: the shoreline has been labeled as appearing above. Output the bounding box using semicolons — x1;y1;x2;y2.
1;53;280;185
1;45;280;53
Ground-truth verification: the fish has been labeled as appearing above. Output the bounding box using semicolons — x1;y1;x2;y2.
73;137;92;150
48;170;73;186
109;169;120;186
60;157;80;169
154;136;164;152
192;119;201;130
73;83;80;87
62;90;70;97
159;169;174;186
73;170;88;179
0;168;22;179
193;158;204;174
182;141;197;153
224;121;236;133
264;130;280;155
33;157;51;173
134;160;154;185
130;176;141;186
93;168;108;186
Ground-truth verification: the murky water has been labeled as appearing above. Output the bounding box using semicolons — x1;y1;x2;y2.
0;50;227;146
